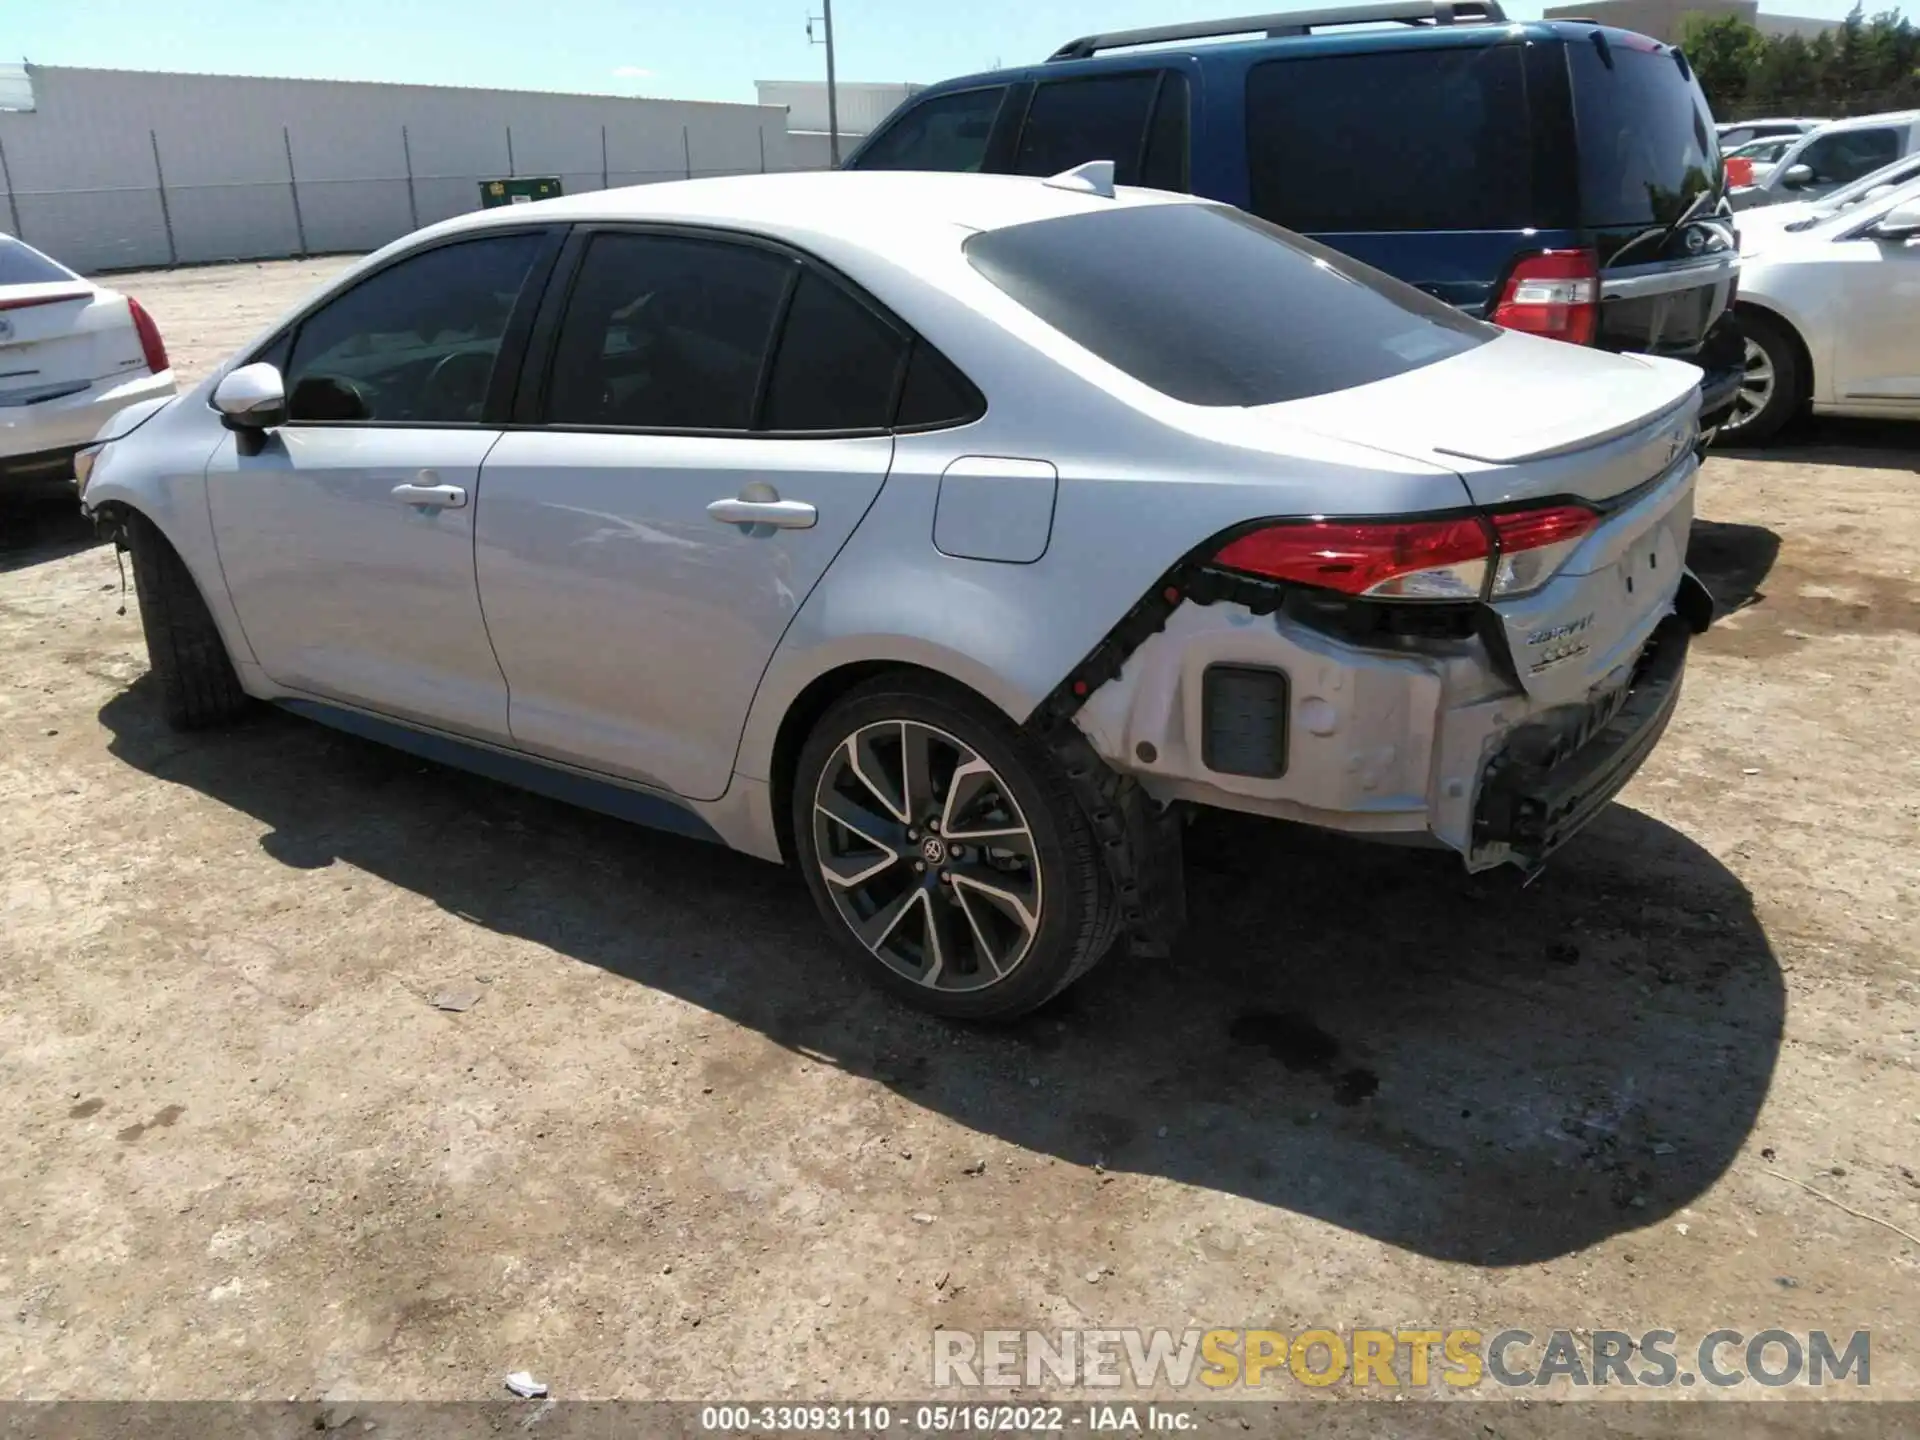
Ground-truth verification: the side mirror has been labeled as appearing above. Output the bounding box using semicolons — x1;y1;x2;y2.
1868;200;1920;242
1780;163;1815;190
212;362;287;430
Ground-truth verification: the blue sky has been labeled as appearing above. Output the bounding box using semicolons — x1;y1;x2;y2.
9;0;1916;103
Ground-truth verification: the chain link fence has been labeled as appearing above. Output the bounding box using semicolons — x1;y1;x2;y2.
0;120;796;274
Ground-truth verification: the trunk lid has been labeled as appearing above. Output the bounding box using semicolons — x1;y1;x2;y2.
1273;330;1701;508
1269;332;1702;706
0;284;146;406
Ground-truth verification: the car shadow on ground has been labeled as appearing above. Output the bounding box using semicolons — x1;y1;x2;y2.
1687;519;1783;616
99;680;1783;1268
1714;414;1920;471
0;500;102;573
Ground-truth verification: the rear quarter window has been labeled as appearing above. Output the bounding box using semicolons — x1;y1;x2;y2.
964;202;1493;407
1245;45;1534;232
0;235;79;285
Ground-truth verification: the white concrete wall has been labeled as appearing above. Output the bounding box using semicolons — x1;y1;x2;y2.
0;66;805;274
755;80;921;139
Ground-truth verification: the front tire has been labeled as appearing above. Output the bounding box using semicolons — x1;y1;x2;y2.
793;675;1120;1021
1720;311;1803;445
124;510;249;731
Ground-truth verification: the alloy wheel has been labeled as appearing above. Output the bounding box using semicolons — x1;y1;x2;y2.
812;720;1043;992
1727;336;1775;431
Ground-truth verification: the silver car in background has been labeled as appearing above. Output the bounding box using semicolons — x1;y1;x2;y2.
77;169;1713;1019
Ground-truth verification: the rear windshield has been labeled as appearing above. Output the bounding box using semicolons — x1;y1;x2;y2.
0;235;78;285
1570;42;1719;227
1245;45;1534;233
963;203;1492;407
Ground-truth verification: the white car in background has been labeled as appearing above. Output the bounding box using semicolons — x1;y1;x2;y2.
1722;175;1920;442
0;234;175;503
1729;110;1920;211
1735;152;1920;239
1716;117;1827;149
1722;134;1797;188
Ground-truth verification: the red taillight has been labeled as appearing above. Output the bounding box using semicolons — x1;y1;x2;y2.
1725;156;1754;187
1213;517;1493;600
1214;504;1600;602
1489;504;1599;597
1489;505;1599;553
126;296;170;374
1491;249;1599;346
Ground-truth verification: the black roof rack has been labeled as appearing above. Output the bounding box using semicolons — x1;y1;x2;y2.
1048;0;1510;61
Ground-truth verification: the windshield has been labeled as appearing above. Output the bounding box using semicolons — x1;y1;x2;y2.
1800;174;1920;233
963;203;1492;408
1570;41;1719;227
1793;153;1920;223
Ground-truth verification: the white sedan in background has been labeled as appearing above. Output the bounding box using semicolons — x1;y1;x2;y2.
1722;176;1920;442
0;234;175;502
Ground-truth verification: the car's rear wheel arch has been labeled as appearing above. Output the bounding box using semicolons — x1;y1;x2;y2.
770;660;1005;867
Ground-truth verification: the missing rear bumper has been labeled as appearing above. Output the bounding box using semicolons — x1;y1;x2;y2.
1471;614;1692;872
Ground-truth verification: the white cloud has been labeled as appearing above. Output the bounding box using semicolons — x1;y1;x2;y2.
612;65;655;78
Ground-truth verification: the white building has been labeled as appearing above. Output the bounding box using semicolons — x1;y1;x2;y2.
0;64;803;273
755;80;923;168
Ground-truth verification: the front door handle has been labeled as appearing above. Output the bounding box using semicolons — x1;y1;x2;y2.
392;482;467;510
706;496;817;530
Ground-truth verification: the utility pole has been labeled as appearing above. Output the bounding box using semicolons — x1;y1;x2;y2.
805;2;841;167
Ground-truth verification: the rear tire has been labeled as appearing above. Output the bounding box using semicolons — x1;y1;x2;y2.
124;510;249;731
793;673;1120;1021
1719;310;1803;446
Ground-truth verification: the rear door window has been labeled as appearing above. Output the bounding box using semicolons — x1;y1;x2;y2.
1141;72;1192;192
852;87;1007;172
761;270;909;432
965;202;1491;407
1794;128;1903;187
1011;71;1171;187
544;232;792;431
1245;46;1533;232
1570;41;1718;227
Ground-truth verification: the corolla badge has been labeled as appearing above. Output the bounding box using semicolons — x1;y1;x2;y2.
1525;613;1594;674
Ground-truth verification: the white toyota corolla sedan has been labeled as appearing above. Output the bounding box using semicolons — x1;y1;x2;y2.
0;234;175;502
78;169;1713;1019
1723;174;1920;442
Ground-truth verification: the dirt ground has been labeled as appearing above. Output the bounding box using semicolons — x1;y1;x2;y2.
2;259;1917;1414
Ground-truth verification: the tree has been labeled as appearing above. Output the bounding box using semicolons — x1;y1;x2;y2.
1688;4;1920;119
1680;13;1765;111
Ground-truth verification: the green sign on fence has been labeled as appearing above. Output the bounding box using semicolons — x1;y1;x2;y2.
478;176;563;209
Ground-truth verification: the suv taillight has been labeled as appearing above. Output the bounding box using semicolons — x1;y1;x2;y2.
1213;506;1600;602
126;296;170;374
1490;249;1599;346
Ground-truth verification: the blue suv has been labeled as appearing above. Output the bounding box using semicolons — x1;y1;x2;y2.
843;0;1744;430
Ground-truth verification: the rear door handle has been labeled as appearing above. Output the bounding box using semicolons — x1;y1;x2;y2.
706;497;817;530
391;482;467;510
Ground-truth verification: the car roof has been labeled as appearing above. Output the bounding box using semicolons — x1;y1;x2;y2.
896;16;1669;98
1810;109;1920;132
421;170;1201;262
